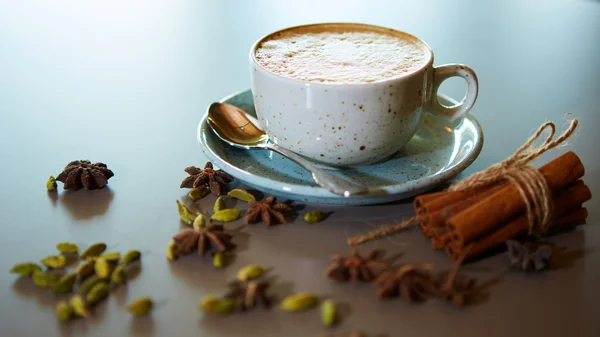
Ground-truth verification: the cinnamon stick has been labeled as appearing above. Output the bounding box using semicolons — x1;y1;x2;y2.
413;183;503;215
446;181;591;261
547;207;588;233
416;184;505;237
447;151;585;245
431;232;453;250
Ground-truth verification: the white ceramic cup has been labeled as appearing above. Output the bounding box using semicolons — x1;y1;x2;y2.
250;23;478;167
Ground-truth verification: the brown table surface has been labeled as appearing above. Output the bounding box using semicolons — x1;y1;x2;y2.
1;1;599;336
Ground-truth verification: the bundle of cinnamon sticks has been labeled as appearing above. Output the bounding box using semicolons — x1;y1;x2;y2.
414;151;591;262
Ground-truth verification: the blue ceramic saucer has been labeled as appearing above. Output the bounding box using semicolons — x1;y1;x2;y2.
197;89;483;205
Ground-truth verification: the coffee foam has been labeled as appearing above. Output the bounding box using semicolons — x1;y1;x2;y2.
254;27;429;84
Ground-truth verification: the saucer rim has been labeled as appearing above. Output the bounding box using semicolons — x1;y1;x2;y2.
197;89;483;200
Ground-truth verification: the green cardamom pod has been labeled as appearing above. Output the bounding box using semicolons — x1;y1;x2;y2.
47;176;57;191
102;251;121;263
193;214;206;229
188;187;210;200
320;299;336;326
199;296;234;315
10;262;42;277
237;265;265;281
213;196;225;213
81;243;107;259
166;240;178;261
121;250;141;265
86;282;109;305
32;271;60;288
176;200;196;225
55;300;73;321
211;209;241;222
304;211;329;223
76;259;96;279
56;242;80;254
70;294;90;318
53;273;77;295
79;275;102;294
111;265;126;284
40;255;67;269
94;257;113;279
127;296;154;316
212;252;224;268
227;189;256;202
280;292;319;312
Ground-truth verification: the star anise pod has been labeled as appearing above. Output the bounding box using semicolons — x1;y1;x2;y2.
430;268;477;307
506;239;553;272
180;162;234;195
245;196;292;226
223;278;272;311
171;224;236;258
373;264;434;303
55;160;114;191
324;248;388;282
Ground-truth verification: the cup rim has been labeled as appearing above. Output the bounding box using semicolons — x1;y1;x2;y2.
249;22;434;86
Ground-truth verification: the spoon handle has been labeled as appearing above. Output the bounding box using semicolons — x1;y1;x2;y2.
263;143;369;197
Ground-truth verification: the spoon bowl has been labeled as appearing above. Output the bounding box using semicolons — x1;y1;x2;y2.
207;103;268;148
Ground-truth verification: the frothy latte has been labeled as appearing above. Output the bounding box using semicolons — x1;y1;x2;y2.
254;25;430;84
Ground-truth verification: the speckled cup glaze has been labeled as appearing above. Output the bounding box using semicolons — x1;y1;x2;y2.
250;23;478;167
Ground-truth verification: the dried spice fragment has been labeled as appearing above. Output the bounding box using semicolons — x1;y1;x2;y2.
46;176;57;191
430;269;477;307
373;264;435;303
321;299;337;326
199;296;235;315
180;162;234;195
53;273;77;295
121;250;141;265
193;213;206;229
70;295;90;318
166;240;178;261
211;209;241;222
86;282;109;304
56;301;73;321
280;292;318;312
188;187;210;200
81;243;107;259
213;196;225;213
213;252;224;268
224;279;273;311
10;262;42;277
506;239;553;272
94;257;114;279
56;242;80;254
55;160;114;190
227;189;256;202
32;271;60;288
304;210;328;223
176;200;197;225
245;196;292;226
79;276;103;294
102;251;121;263
111;265;127;284
237;265;265;281
41;255;67;269
76;259;96;279
170;224;236;259
324;248;388;282
127;297;154;316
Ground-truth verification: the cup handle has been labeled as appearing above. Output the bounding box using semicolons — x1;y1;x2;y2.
429;64;479;120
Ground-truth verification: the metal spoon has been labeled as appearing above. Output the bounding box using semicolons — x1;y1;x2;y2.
206;102;369;197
